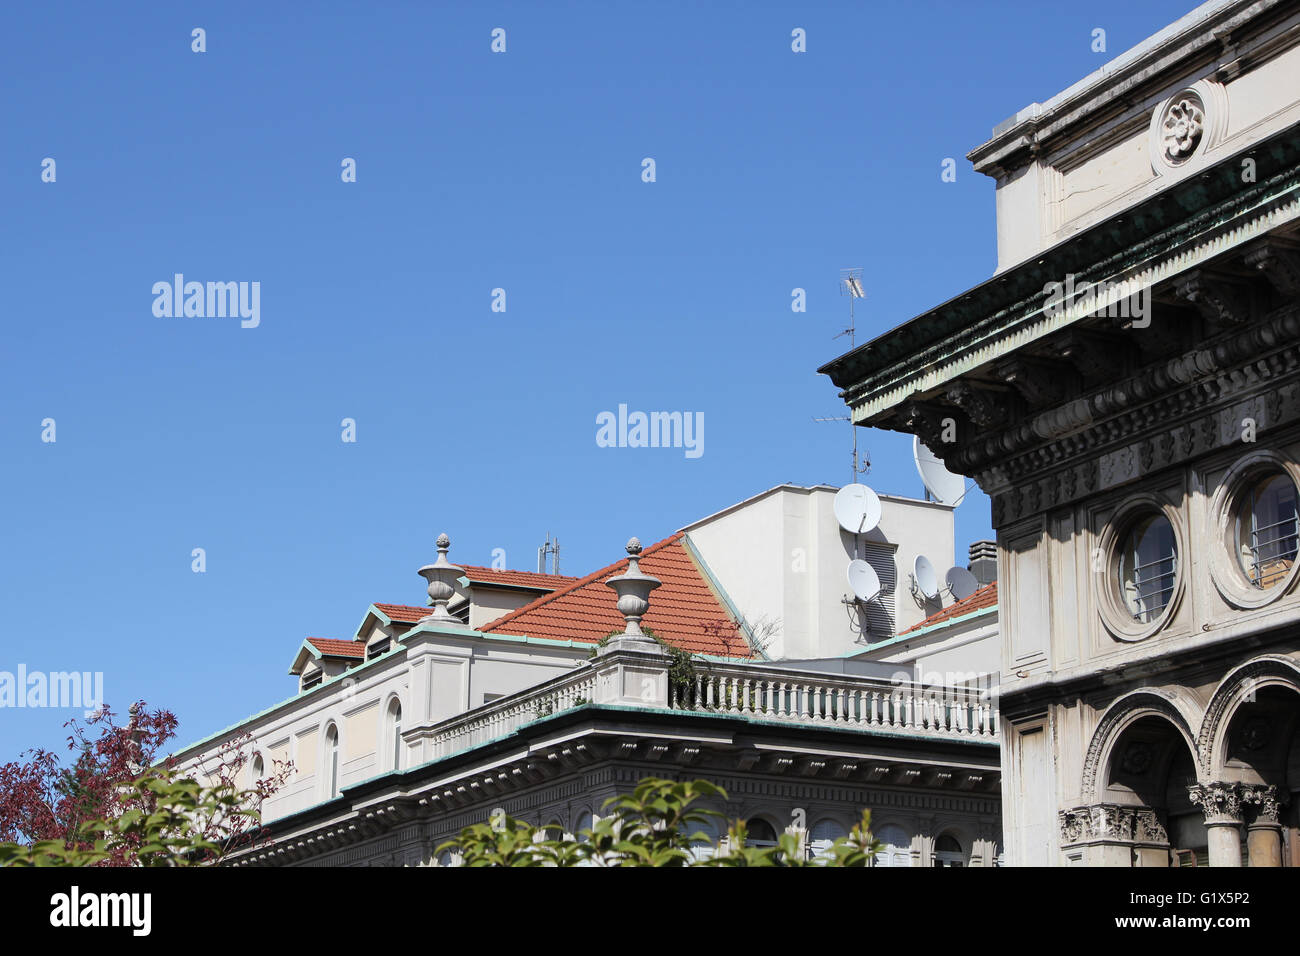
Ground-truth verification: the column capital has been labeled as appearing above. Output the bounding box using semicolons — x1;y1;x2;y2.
1188;782;1245;826
1059;803;1139;845
1241;784;1286;826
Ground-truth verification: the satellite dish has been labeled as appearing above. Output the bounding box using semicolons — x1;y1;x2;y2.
913;436;966;507
834;483;882;535
847;559;881;603
913;555;939;600
946;566;980;602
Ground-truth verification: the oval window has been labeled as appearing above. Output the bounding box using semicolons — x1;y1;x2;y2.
1235;473;1298;589
1117;514;1177;623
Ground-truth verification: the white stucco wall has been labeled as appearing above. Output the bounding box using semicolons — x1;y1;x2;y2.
174;627;588;824
683;485;956;660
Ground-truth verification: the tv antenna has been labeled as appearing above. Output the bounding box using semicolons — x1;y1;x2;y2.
815;268;871;485
537;533;561;575
836;267;865;347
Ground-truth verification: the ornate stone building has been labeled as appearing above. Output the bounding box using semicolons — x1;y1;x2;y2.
821;0;1300;866
175;487;1004;866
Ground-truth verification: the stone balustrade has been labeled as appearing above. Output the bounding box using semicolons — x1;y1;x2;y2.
670;661;998;739
424;651;997;762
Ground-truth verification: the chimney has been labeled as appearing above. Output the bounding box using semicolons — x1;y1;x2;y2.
968;540;998;586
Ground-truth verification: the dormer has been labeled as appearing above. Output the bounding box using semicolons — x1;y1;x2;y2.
453;566;578;629
288;637;366;693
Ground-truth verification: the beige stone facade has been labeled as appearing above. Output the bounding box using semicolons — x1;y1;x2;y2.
821;0;1300;866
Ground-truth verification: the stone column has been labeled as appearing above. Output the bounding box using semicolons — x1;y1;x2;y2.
1242;785;1285;868
1188;782;1244;867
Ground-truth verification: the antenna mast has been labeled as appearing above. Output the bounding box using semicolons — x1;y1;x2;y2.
817;268;871;485
537;533;560;575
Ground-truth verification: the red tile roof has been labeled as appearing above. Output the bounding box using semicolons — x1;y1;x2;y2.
899;581;998;635
373;603;435;624
459;566;579;590
481;534;754;658
306;637;367;659
371;569;573;625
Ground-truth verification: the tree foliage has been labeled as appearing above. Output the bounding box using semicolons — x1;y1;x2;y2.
0;702;176;852
0;701;291;866
438;777;883;867
0;770;249;867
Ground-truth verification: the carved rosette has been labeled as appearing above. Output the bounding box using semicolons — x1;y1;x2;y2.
1187;782;1244;826
1160;94;1205;164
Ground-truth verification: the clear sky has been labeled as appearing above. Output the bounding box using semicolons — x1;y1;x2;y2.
0;0;1195;761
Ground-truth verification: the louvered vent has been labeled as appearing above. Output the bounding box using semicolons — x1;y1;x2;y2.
858;541;897;639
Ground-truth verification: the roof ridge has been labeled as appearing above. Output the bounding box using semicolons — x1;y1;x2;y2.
459;564;578;579
481;532;684;633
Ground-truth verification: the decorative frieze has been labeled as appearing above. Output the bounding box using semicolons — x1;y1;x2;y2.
980;334;1300;525
1058;804;1168;846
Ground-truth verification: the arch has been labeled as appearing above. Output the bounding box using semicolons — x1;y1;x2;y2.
1081;688;1204;802
808;816;850;860
385;696;404;772
933;831;967;867
572;806;594;840
872;823;912;867
249;752;264;787
1200;655;1300;777
745;817;779;846
323;722;340;798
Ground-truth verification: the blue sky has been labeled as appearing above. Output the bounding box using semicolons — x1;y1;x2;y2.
0;0;1194;761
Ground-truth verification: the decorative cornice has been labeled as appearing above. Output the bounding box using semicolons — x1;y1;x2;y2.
820;126;1300;416
980;305;1300;524
1174;271;1251;326
1245;241;1300;297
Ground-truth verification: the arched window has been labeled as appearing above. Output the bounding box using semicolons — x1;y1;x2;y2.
873;824;912;867
809;819;848;860
250;753;264;787
746;818;779;848
388;700;403;771
933;833;965;867
325;724;340;798
573;808;594;841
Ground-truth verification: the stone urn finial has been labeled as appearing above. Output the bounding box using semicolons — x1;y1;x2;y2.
604;537;663;649
417;532;464;624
